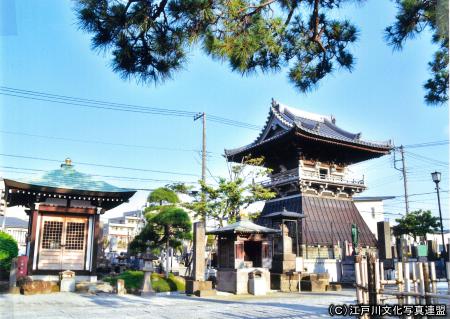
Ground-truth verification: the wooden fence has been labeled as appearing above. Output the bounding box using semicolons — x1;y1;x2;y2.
355;254;450;307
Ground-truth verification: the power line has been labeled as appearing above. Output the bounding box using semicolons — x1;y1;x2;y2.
404;150;448;166
0;86;261;130
0;153;200;177
402;140;449;149
0;129;223;156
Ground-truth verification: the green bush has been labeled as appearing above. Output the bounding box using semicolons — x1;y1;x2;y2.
104;270;144;290
0;231;19;272
104;270;185;293
151;273;185;292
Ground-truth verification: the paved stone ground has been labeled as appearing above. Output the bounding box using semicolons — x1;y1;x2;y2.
0;290;356;319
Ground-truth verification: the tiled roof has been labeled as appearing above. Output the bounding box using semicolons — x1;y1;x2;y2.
0;216;28;229
260;195;377;247
10;160;134;194
225;100;392;157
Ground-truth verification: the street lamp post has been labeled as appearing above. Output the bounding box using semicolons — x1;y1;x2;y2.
431;171;447;262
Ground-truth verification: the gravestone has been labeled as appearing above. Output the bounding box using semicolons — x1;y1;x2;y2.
428;240;438;260
186;222;215;296
377;221;392;260
341;257;356;283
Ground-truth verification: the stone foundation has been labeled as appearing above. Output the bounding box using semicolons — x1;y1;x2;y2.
300;273;330;292
270;273;299;292
216;268;270;295
185;280;215;297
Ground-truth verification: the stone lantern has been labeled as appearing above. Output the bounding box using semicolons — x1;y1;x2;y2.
141;251;157;296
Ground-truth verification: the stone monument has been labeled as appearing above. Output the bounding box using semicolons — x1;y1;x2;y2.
186;222;215;297
377;221;392;260
271;224;299;292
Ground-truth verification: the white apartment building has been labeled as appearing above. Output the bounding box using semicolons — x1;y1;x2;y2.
103;210;146;254
353;196;395;239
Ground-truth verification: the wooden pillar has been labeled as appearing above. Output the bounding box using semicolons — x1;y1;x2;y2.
416;262;425;305
27;209;39;274
90;214;100;276
396;261;404;305
423;262;431;304
367;254;377;306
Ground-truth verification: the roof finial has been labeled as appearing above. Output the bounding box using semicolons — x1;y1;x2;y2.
271;98;277;108
62;158;72;168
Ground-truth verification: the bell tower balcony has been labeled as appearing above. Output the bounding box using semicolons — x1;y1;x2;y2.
261;167;366;197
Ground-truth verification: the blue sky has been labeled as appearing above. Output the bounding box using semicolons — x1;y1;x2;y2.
0;0;448;225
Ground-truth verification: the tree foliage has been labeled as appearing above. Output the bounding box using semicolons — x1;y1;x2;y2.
385;0;449;105
0;231;19;272
186;156;276;225
148;187;179;205
76;0;361;92
166;182;194;194
130;206;192;254
392;209;441;241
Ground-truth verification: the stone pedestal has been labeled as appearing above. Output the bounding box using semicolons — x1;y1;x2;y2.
271;225;300;291
141;271;155;296
59;270;75;292
185;279;215;296
271;272;299;292
216;268;270;295
272;253;296;273
300;273;329;292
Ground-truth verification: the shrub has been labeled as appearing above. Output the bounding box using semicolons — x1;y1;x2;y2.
104;270;144;290
104;270;185;293
0;231;19;272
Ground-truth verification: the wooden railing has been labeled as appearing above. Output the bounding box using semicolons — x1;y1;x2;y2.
261;168;364;188
300;171;365;186
261;168;299;187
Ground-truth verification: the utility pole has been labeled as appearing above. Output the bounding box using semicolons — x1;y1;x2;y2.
0;189;5;230
194;112;206;184
394;145;409;214
194;112;207;223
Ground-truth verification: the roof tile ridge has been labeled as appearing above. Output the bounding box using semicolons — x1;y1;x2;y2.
271;104;295;128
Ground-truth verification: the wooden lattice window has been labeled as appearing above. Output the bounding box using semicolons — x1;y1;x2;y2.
42;221;63;249
65;222;85;250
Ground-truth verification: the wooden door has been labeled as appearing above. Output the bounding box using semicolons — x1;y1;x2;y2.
62;217;88;270
38;215;88;271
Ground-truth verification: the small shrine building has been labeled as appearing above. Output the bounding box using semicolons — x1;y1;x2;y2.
3;158;135;280
225;101;392;281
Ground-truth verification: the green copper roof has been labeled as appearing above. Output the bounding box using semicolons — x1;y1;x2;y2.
17;159;134;193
